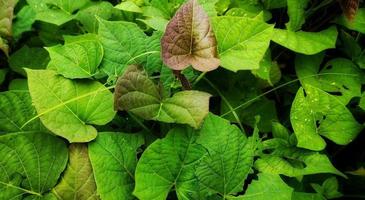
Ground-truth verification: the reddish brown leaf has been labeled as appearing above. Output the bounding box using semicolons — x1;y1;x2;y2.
340;0;359;21
161;0;220;72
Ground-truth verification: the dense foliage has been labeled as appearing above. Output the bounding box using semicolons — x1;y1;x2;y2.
0;0;365;199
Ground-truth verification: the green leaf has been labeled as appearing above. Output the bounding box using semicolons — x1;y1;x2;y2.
195;114;258;198
115;1;143;13
360;92;365;111
252;50;281;86
134;126;206;200
161;0;220;72
46;34;103;79
0;68;6;85
227;173;293;200
98;19;160;77
271;27;338;55
263;0;287;9
212;16;274;71
114;65;211;128
12;5;36;39
26;69;116;143
8;79;28;90
89;132;144;200
255;145;345;177
53;144;99;200
0;132;68;198
290;86;363;151
311;177;342;199
272;122;290;141
76;1;114;33
286;0;310;31
9;46;50;76
296;54;362;104
27;0;89;26
336;8;365;34
0;91;45;134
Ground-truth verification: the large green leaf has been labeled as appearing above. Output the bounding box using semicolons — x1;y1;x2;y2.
53;144;99;200
46;34;103;79
0;132;68;199
195;114;258;198
286;0;310;31
227;173;293;200
89;132;144;200
133;127;206;200
272;27;338;55
26;69;116;143
114;65;211;128
296;54;362;104
290;86;363;151
98;19;160;77
255;146;345;177
0;91;45;134
212;16;274;71
9;46;50;76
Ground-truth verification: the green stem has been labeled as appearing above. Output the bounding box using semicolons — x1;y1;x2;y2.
221;72;360;117
203;77;245;133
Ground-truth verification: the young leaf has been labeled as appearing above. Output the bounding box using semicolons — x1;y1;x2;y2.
89;132;144;200
226;173;293;200
212;16;274;71
161;0;220;72
272;27;338;55
114;65;211;128
286;0;310;31
133;127;207;200
290;86;363;151
340;0;359;21
26;69;116;143
46;34;103;79
0;91;45;134
52;144;99;200
195;114;258;198
0;132;68;199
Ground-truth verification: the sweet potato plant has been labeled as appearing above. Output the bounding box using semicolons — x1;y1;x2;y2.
0;0;365;199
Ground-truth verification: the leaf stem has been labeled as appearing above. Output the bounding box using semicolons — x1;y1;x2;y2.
173;70;192;90
221;72;360;117
0;181;42;197
203;77;245;133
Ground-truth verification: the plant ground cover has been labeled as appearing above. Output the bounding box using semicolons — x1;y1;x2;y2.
0;0;365;199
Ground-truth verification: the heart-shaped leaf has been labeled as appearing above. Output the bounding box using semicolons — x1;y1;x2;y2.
161;0;220;72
